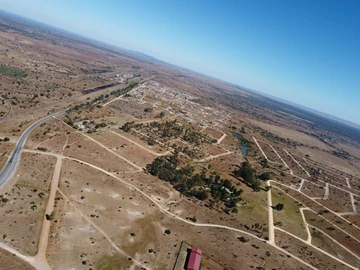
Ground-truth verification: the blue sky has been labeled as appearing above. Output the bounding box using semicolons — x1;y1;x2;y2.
1;0;359;124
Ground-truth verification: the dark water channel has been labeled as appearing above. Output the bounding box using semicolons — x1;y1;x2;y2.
233;132;249;157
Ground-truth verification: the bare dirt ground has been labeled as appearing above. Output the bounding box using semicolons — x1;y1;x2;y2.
0;248;34;270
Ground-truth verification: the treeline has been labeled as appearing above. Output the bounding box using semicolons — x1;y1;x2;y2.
233;160;271;191
147;153;242;208
70;82;138;112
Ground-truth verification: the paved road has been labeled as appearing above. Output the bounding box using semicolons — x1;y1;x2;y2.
0;110;66;187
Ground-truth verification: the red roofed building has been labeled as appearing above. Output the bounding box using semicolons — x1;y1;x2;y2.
186;247;202;270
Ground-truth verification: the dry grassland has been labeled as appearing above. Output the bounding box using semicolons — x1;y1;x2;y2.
0;153;55;255
275;230;353;269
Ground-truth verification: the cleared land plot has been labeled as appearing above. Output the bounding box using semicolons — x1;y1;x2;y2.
321;187;354;213
0;248;34;270
271;188;308;240
301;181;325;198
201;127;224;140
33;132;68;154
310;226;360;267
47;191;135;270
62;132;140;173
90;130;158;167
59;159;170;268
346;215;360;228
281;150;310;179
257;141;283;164
274;183;360;243
349;177;360;191
0;153;55;256
275;230;353;269
304;210;360;256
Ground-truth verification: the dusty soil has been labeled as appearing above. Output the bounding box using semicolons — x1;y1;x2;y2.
0;153;56;256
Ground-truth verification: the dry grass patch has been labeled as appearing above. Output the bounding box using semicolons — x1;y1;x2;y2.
275;230;353;269
271;188;308;240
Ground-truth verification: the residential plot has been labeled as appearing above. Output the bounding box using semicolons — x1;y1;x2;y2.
281;150;310;179
275;230;354;270
62;131;140;173
321;186;354;213
304;210;360;256
301;181;325;198
271;188;308;240
310;227;360;267
256;141;283;164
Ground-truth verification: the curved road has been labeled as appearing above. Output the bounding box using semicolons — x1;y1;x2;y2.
0;110;66;187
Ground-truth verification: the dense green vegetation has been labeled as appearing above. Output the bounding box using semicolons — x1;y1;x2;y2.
147;153;242;209
0;64;27;78
233;160;262;191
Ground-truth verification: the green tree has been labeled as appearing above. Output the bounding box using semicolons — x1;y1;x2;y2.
275;203;284;211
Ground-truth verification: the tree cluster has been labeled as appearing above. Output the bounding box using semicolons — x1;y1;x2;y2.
147;154;242;209
233;160;261;191
183;126;216;145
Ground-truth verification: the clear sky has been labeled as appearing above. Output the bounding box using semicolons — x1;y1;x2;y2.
1;0;359;124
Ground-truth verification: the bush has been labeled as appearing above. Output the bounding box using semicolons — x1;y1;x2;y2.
144;108;153;113
275;203;284;211
148;137;156;146
164;229;171;235
259;172;271;180
237;236;249;243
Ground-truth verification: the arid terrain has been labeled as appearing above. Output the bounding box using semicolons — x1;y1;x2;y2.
0;11;360;270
